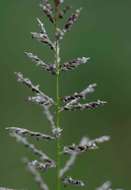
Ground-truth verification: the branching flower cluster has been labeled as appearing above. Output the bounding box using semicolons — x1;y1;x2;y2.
3;0;124;190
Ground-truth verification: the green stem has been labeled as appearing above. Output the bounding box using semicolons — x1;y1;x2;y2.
54;3;61;190
56;41;61;190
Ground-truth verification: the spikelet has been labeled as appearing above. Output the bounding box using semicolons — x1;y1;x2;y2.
61;100;107;111
28;94;51;106
62;176;85;187
15;72;54;107
61;57;90;71
30;17;55;50
63;136;110;155
62;83;97;103
40;0;54;23
31;32;55;50
29;160;54;171
25;52;56;75
55;8;82;41
6;127;55;141
56;8;82;41
63;8;82;33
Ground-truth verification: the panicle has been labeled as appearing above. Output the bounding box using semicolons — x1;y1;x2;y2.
40;0;54;23
25;52;56;75
6;127;55;141
5;0;121;189
62;176;85;187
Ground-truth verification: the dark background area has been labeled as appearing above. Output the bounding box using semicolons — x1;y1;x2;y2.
0;0;131;189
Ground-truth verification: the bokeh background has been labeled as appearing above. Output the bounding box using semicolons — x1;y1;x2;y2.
0;0;131;189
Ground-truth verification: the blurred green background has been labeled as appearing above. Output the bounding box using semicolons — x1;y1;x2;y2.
0;0;131;189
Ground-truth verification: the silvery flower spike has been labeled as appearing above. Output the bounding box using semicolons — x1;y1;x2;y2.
4;0;124;190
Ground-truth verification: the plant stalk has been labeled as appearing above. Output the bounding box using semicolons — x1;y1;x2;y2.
56;43;61;190
54;3;61;190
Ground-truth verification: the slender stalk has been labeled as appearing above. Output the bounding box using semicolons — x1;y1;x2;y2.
54;2;61;190
56;44;61;190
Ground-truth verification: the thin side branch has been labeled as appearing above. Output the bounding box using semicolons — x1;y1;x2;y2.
96;181;124;190
15;72;54;107
8;132;56;168
61;57;90;71
25;52;56;75
59;137;89;177
6;127;55;141
23;158;49;190
62;83;97;103
63;136;110;155
40;0;54;23
61;100;107;111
